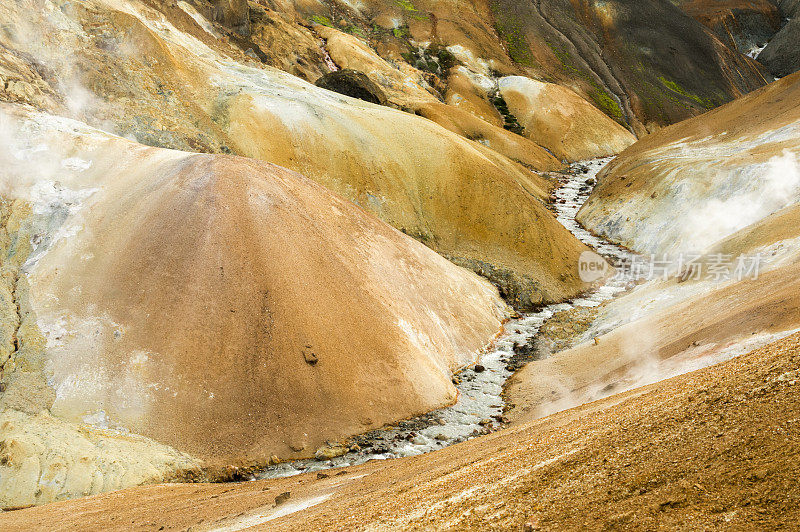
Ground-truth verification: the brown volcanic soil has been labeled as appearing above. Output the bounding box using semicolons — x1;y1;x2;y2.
678;0;781;52
505;260;800;425
4;332;800;530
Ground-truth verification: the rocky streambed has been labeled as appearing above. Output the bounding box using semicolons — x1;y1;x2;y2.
257;158;638;479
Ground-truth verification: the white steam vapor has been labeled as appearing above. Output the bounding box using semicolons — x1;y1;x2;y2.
685;150;800;253
530;325;800;422
0;0;114;130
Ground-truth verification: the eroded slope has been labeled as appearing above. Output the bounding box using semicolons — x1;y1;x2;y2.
0;104;511;506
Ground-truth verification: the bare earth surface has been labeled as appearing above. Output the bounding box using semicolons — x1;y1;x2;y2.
4;332;799;530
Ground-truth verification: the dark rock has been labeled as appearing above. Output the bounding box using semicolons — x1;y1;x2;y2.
776;0;800;18
474;364;486;373
315;69;389;106
274;492;291;505
491;0;768;131
302;346;318;366
678;0;781;54
445;256;546;312
491;92;526;135
506;338;548;372
759;17;800;77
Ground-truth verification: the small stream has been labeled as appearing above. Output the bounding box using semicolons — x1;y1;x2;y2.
257;157;639;479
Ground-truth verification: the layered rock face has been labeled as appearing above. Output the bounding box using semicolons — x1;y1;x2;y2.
578;71;800;255
0;104;510;506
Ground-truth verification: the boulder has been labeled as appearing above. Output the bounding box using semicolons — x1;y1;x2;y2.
315;69;389;106
314;445;349;461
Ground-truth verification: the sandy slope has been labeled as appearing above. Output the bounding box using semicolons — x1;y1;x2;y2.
4;332;799;530
578;71;800;255
498;76;636;161
506;260;800;424
0;103;512;506
534;71;800;439
0;0;598;309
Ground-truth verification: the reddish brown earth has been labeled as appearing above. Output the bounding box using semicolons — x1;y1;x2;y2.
4;332;799;530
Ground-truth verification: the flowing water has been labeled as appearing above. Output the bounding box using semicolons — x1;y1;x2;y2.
257;157;639;479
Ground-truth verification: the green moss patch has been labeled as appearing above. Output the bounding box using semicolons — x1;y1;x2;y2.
490;2;536;67
658;76;715;109
310;15;334;28
395;0;429;20
589;86;623;122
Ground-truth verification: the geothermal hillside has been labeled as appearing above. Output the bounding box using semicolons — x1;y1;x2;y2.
0;0;799;529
